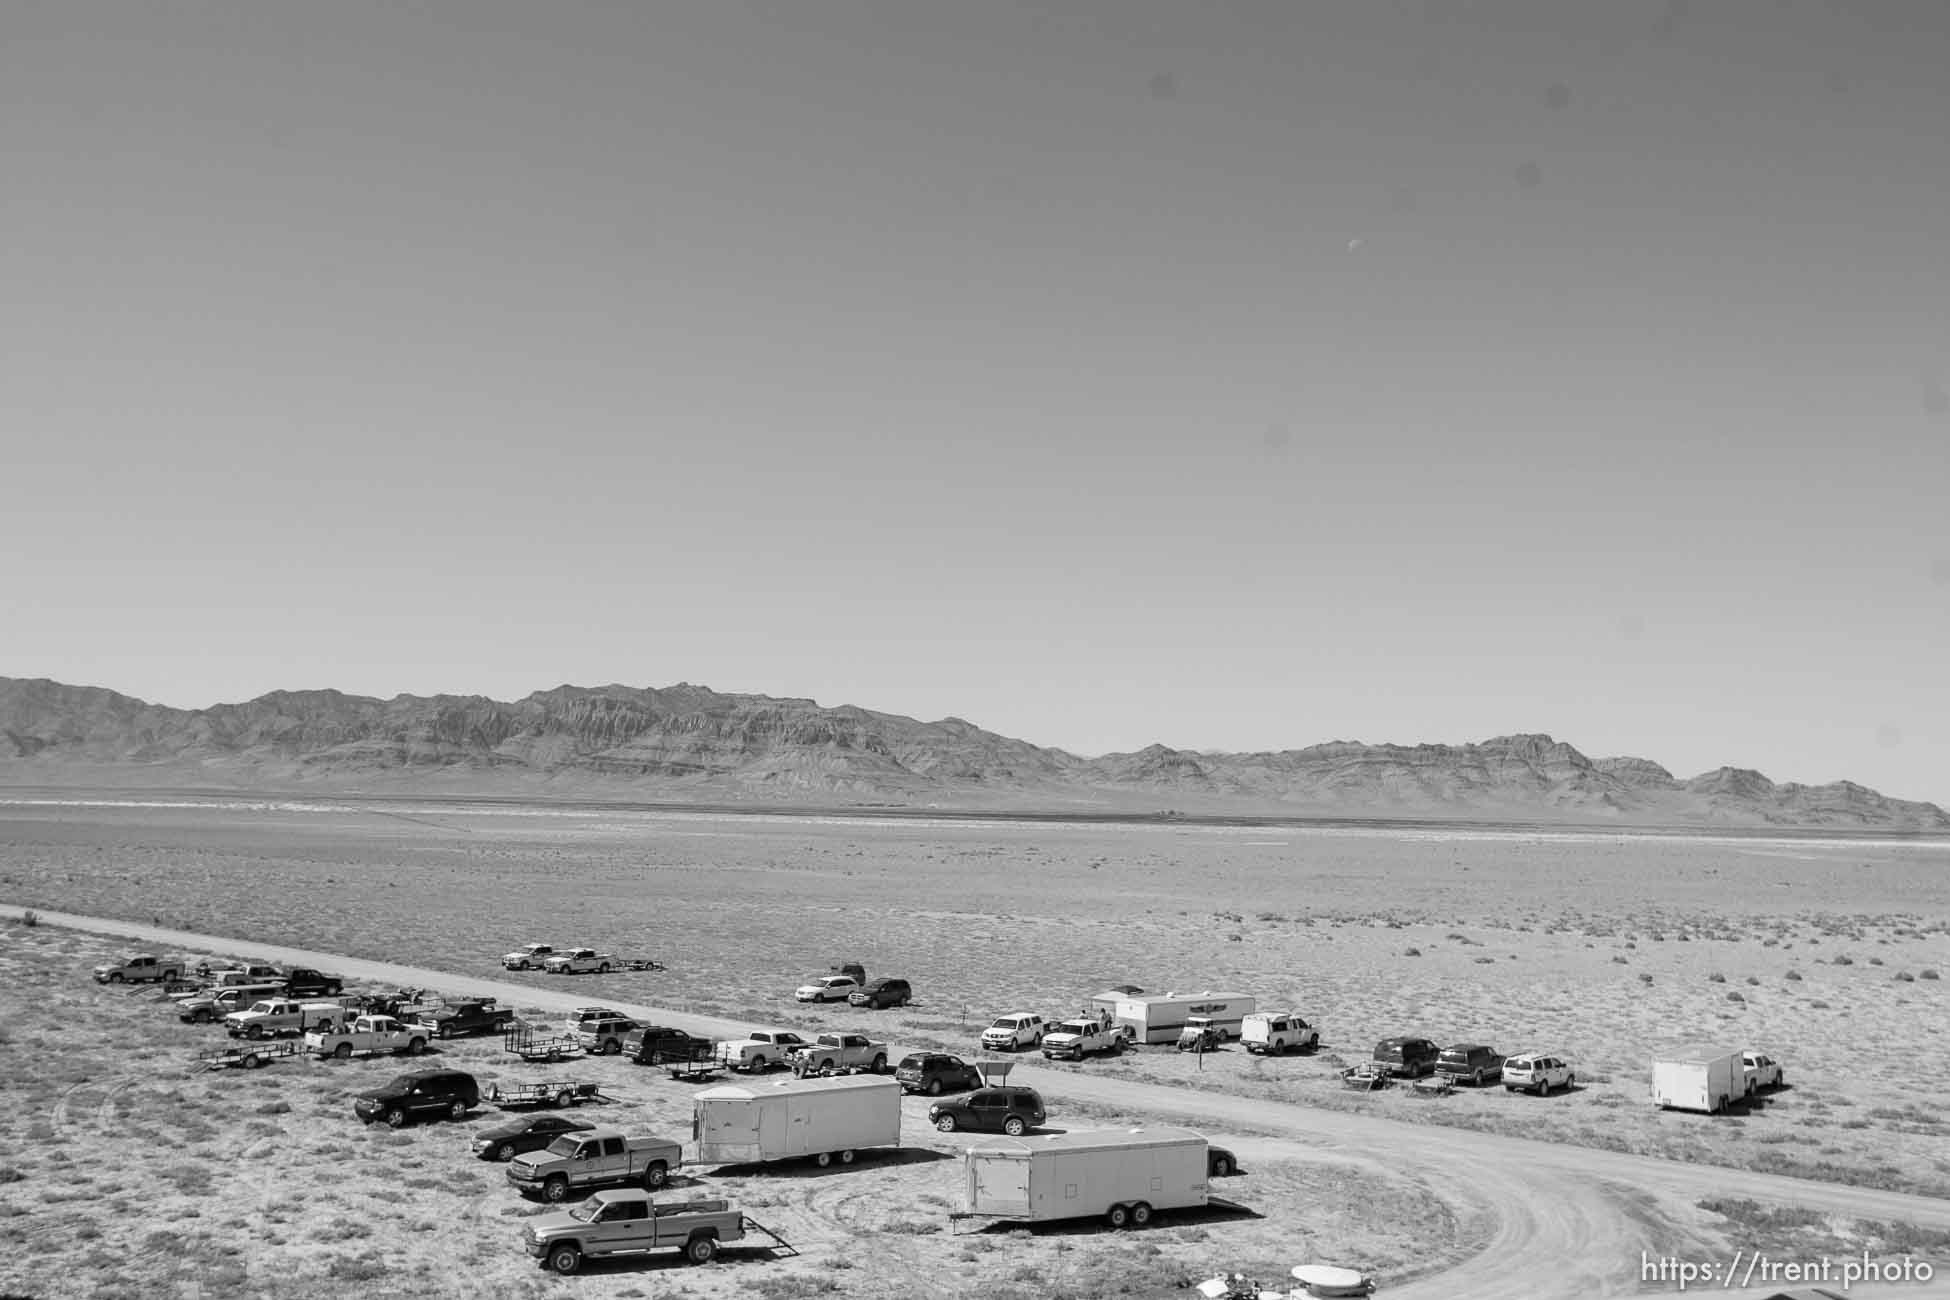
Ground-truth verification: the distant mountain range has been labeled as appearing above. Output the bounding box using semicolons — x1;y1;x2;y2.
1;676;1944;830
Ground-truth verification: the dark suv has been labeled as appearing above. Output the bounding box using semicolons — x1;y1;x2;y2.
1372;1036;1440;1078
624;1026;713;1068
282;967;345;997
353;1069;480;1128
928;1085;1046;1135
895;1052;983;1096
1434;1043;1503;1086
848;977;912;1009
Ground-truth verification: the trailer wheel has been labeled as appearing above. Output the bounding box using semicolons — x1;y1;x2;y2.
1130;1202;1153;1227
555;1090;574;1109
643;1161;669;1189
242;1053;263;1070
1209;1152;1233;1178
547;1245;581;1274
814;1152;833;1168
335;1042;353;1060
1106;1204;1131;1229
685;1233;719;1264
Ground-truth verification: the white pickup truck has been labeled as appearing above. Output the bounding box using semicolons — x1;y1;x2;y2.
716;1029;811;1072
503;943;557;971
544;948;615;975
305;1014;430;1060
225;998;348;1039
1041;1018;1129;1061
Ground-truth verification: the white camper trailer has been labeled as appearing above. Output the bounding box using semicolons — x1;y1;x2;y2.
1113;992;1255;1045
962;1127;1213;1228
1651;1048;1746;1114
692;1075;901;1168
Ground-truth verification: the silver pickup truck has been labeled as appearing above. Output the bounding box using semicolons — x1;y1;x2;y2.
524;1189;746;1274
506;1128;682;1203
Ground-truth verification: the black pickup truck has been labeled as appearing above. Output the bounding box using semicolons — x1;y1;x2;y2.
282;967;346;998
418;999;518;1039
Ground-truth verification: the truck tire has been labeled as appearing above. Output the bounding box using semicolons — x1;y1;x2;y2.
246;1024;265;1040
107;972;124;984
603;1039;621;1055
599;963;612;974
870;1054;886;1074
334;1042;353;1060
546;1244;581;1274
384;1108;407;1129
1106;1204;1131;1229
1209;1152;1233;1178
935;1115;958;1132
1131;1202;1153;1226
643;1161;669;1189
685;1233;718;1265
543;1176;570;1203
1002;1117;1027;1136
406;1037;427;1056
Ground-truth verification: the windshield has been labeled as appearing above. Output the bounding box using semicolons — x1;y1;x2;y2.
544;1137;582;1157
988;1019;1016;1030
568;1200;602;1223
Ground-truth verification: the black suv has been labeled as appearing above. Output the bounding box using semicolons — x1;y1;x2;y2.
282;967;345;997
1372;1037;1441;1078
848;977;912;1009
1434;1043;1503;1086
928;1085;1046;1135
624;1026;713;1067
353;1069;480;1128
895;1052;983;1096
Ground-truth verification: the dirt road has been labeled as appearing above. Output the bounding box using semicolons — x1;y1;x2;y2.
15;904;1948;1300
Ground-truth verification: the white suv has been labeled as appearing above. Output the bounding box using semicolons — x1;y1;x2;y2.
981;1014;1046;1052
1501;1052;1575;1095
794;975;859;1003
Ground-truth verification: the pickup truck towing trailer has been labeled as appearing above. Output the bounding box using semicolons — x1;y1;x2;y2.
543;949;615;975
225;998;350;1039
1652;1048;1745;1113
1112;992;1255;1045
525;1190;752;1274
960;1127;1212;1228
1041;1019;1128;1061
716;1030;811;1072
93;955;184;985
693;1075;901;1168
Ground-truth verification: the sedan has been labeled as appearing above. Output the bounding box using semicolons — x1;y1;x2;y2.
471;1114;596;1163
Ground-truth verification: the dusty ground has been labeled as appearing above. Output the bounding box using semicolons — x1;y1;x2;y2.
4;795;1950;1298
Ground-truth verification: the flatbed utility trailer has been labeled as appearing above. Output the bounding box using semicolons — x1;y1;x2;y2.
1410;1074;1454;1098
487;1080;603;1109
504;1027;581;1063
665;1055;723;1083
1341;1063;1390;1092
619;958;666;972
196;1040;302;1073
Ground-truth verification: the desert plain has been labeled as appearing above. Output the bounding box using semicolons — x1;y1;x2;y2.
4;792;1950;1300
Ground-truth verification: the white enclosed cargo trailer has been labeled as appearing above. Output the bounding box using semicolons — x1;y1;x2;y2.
1113;992;1255;1044
1651;1047;1745;1114
962;1127;1211;1228
692;1075;901;1168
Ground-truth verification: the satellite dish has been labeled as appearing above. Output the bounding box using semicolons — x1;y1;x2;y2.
1291;1263;1374;1296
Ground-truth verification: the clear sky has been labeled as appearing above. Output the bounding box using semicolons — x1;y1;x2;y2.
4;2;1947;802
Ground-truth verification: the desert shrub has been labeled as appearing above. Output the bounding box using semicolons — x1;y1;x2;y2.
1809;999;1831;1009
1785;970;1803;981
1726;992;1745;1003
1832;954;1853;966
1403;947;1421;958
1895;972;1915;982
1639;973;1654;984
1611;956;1628;965
1474;956;1495;965
0;1168;24;1185
1923;970;1941;980
1869;956;1884;966
1698;1198;1824;1232
1707;972;1726;983
1745;975;1760;986
21;910;39;928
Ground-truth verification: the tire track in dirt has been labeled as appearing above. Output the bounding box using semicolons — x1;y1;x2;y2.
19;905;1950;1300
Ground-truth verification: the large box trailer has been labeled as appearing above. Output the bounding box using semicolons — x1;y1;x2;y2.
962;1127;1212;1228
692;1075;901;1168
1651;1047;1745;1114
1112;992;1256;1044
